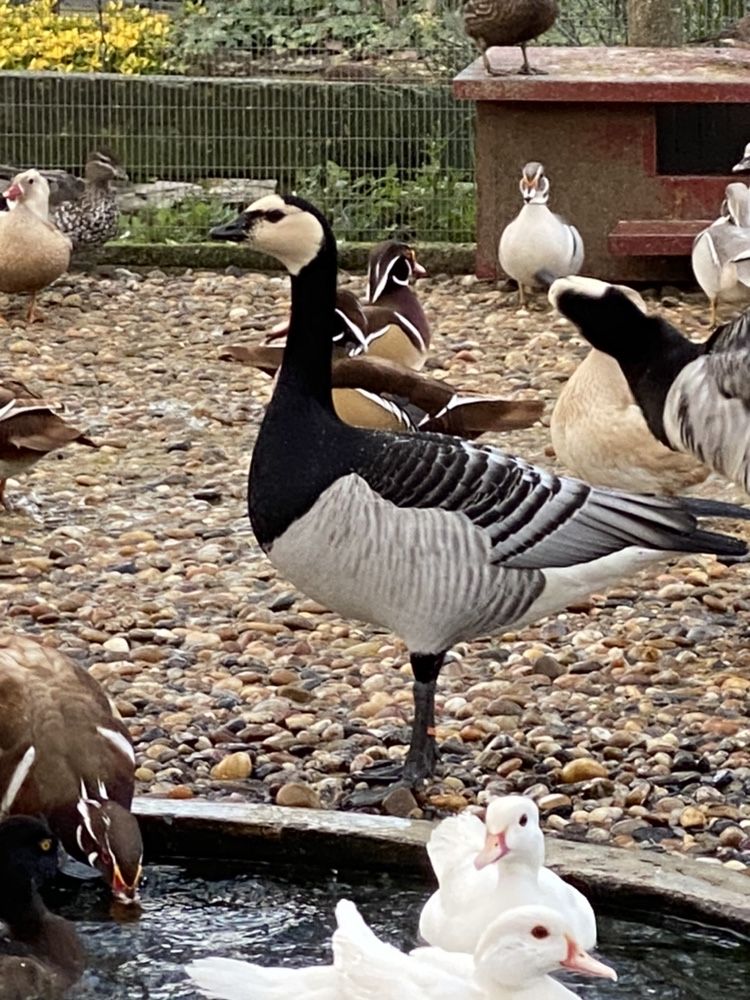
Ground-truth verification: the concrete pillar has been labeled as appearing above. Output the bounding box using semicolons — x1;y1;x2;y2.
627;0;685;46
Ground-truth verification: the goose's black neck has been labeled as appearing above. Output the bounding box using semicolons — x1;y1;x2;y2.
274;229;338;411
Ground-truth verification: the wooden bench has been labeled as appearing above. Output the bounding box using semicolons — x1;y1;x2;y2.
608;220;713;257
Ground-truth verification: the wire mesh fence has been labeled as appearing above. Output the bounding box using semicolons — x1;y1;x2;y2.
2;0;748;246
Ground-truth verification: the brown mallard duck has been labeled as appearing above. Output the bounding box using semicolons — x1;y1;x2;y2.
0;816;85;999
0;633;143;904
0;378;98;508
0;170;71;323
463;0;558;75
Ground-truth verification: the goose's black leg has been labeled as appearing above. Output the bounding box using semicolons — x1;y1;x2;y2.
402;651;444;783
347;651;445;796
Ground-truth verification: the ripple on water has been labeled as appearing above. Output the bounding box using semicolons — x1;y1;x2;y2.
48;861;749;999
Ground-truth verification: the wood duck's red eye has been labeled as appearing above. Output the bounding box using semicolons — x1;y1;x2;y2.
531;925;550;939
519;813;528;827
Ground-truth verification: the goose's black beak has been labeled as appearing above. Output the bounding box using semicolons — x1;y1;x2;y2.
209;214;247;242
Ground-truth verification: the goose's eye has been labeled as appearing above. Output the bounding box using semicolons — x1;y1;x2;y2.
531;925;549;939
265;210;285;223
519;813;528;827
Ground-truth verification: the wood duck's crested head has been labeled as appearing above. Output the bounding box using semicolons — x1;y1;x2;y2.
334;288;368;354
76;791;143;904
209;193;331;275
0;816;58;899
2;169;51;218
84;149;128;187
367;240;426;303
519;161;549;204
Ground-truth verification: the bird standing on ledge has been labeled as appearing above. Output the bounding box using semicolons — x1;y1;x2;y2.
463;0;558;76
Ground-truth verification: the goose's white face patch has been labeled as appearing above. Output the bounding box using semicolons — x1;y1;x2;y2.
244;194;325;275
548;275;610;308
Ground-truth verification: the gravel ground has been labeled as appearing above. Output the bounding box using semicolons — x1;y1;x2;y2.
1;268;749;873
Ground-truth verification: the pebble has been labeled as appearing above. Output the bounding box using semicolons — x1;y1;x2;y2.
276;782;322;809
210;752;253;781
0;273;747;866
560;759;608;783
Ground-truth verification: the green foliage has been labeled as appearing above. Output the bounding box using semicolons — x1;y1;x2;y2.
295;147;475;242
116;196;230;244
168;0;471;74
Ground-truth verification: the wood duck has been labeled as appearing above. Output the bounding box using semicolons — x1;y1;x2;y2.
0;377;98;508
221;342;543;437
0;815;85;999
0;171;71;323
499;162;584;307
209;193;749;790
363;240;430;369
691;182;750;326
0;633;143;904
549;284;709;494
463;0;558;76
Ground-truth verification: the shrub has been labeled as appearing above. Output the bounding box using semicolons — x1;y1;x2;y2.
0;0;171;74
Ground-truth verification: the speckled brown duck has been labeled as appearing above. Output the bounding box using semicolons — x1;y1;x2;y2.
0;170;71;323
0;816;85;1000
463;0;558;75
0;633;143;904
0;378;98;508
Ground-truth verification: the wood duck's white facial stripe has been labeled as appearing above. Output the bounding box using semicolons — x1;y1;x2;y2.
371;253;411;304
0;744;36;814
96;725;136;764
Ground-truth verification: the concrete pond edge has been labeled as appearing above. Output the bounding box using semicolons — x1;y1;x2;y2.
134;797;750;936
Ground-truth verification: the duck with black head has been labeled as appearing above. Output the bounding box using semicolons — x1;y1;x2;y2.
0;633;142;903
0;815;85;999
210;193;750;793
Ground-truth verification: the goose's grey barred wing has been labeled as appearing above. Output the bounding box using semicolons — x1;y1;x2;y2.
663;351;750;493
357;434;748;568
707;307;750;353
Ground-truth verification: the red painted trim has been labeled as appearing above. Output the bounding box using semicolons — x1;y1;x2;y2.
608;219;712;256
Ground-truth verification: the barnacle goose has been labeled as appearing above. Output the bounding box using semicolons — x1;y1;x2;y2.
210;195;749;787
550;274;750;496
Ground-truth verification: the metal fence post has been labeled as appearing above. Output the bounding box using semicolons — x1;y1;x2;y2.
627;0;685;45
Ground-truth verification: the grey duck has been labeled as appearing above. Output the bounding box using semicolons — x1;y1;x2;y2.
463;0;558;75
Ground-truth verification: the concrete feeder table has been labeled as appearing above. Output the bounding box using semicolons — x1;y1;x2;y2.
453;46;750;283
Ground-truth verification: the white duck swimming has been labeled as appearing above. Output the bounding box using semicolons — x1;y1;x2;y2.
419;796;596;954
186;899;615;1000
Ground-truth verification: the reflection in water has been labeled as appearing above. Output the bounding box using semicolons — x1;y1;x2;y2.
49;860;748;999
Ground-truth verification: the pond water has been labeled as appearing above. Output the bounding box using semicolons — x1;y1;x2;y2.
49;859;749;999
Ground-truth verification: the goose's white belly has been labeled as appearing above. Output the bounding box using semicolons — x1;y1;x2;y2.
267;474;669;653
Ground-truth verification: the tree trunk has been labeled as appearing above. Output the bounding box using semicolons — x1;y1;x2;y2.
382;0;399;26
627;0;684;46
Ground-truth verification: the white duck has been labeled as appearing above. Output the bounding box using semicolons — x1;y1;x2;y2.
691;182;750;326
550;284;710;494
419;796;596;954
732;141;750;173
498;162;584;307
186;899;616;1000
